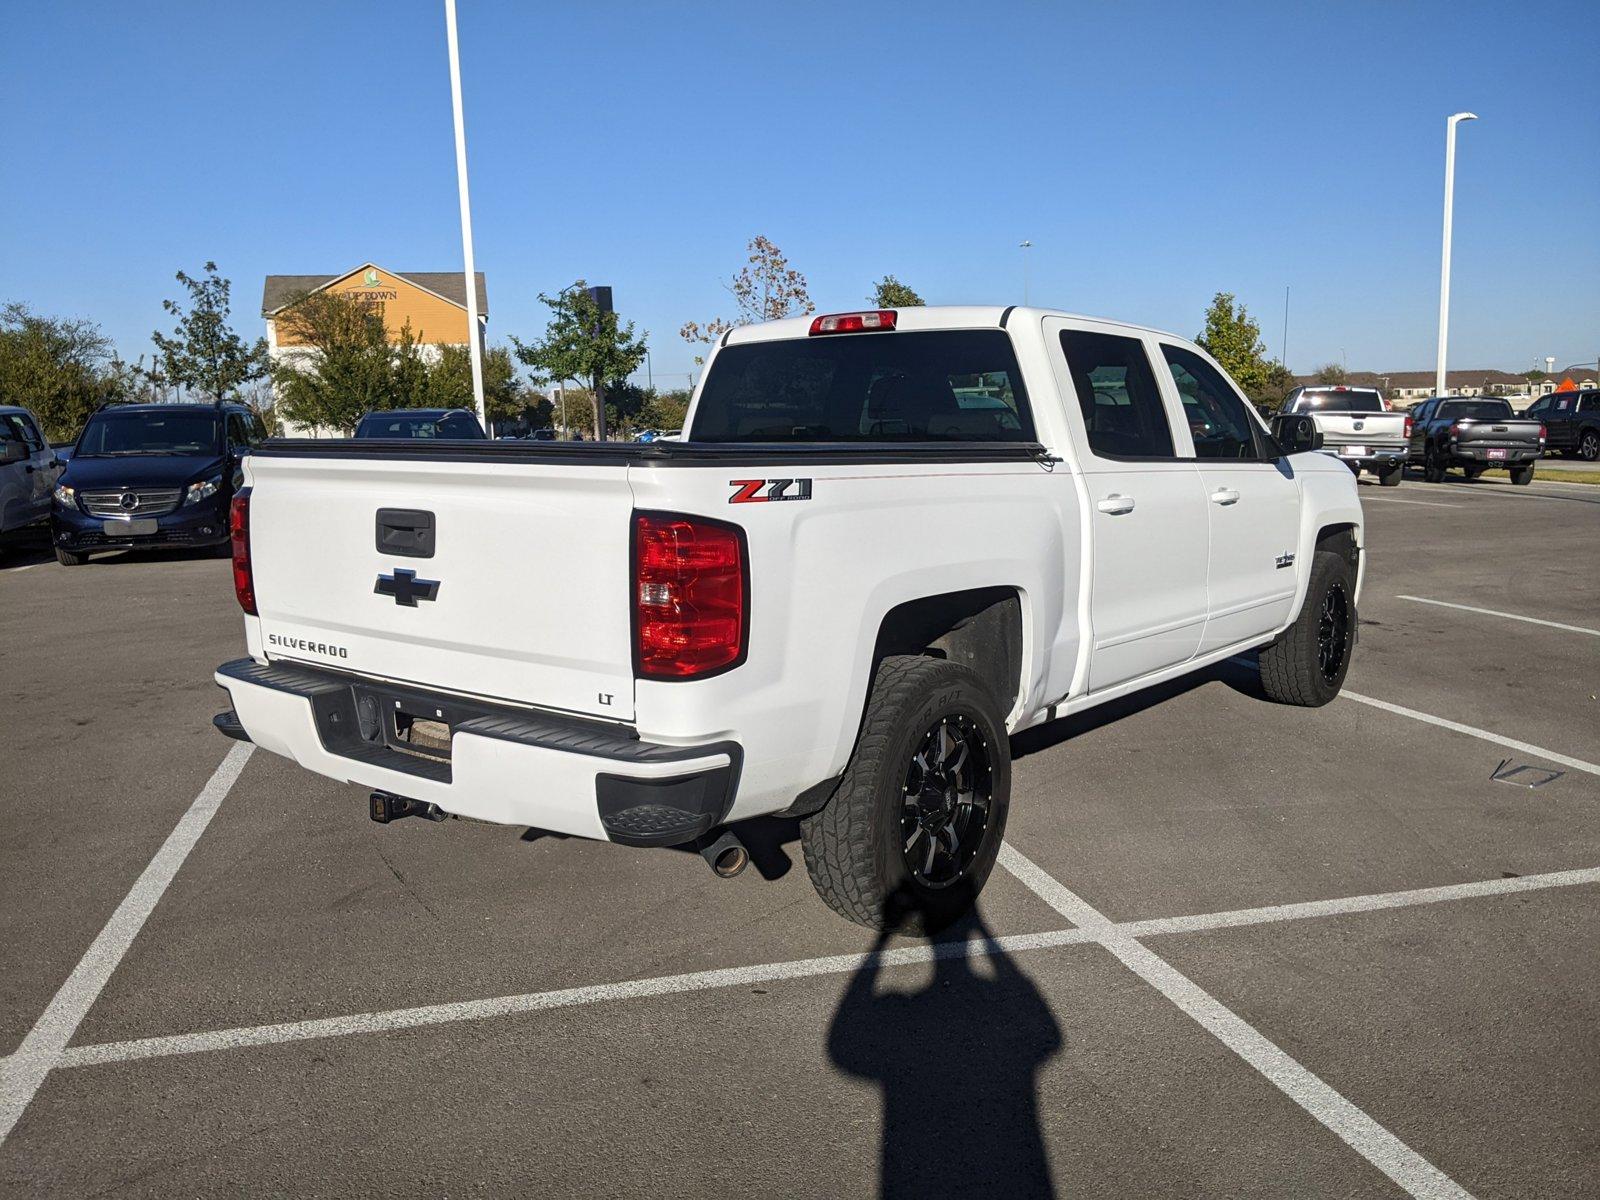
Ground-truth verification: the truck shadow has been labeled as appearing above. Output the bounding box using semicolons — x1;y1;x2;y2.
827;901;1062;1199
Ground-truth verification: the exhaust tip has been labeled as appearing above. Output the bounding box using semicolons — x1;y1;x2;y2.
700;830;749;878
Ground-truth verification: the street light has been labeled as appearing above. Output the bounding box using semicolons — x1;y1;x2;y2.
1434;112;1476;399
1019;240;1032;305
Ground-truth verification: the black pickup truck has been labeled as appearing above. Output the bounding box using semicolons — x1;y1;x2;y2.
1406;397;1544;485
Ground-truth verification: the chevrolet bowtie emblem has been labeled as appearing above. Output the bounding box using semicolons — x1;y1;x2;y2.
375;568;440;607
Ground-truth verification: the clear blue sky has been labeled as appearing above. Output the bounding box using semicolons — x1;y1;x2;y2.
3;0;1596;387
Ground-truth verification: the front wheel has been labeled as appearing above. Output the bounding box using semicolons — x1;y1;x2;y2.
1258;549;1354;707
1510;465;1534;486
1579;430;1599;462
801;655;1010;932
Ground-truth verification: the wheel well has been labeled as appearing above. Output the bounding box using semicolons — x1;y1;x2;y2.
1315;523;1358;575
872;587;1023;716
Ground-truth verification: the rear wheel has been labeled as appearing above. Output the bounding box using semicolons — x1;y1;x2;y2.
1258;549;1354;707
1463;463;1487;480
1579;429;1600;462
1377;463;1402;487
55;547;87;566
1510;465;1534;486
801;655;1010;933
1423;444;1448;483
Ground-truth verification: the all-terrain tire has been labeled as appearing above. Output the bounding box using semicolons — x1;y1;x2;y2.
1258;549;1354;707
55;547;87;566
800;655;1010;933
1509;464;1534;486
1422;444;1447;483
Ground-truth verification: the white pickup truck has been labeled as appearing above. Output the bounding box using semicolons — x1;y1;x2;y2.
1280;385;1410;486
214;307;1363;930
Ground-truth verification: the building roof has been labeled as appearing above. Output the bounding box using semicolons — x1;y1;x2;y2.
262;268;488;317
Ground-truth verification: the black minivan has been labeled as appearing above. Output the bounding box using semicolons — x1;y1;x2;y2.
50;402;263;565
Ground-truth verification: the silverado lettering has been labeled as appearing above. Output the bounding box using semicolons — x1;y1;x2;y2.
267;634;349;659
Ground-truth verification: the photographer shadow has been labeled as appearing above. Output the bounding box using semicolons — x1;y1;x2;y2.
827;904;1062;1198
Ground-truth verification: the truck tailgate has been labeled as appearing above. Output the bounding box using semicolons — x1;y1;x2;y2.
1313;412;1408;447
246;452;636;721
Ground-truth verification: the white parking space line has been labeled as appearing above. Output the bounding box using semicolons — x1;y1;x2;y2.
1117;866;1600;940
1395;595;1600;638
1341;691;1600;778
47;860;1600;1076
58;927;1099;1067
998;845;1474;1200
0;743;254;1148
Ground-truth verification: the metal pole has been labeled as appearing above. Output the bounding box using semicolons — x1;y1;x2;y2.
1019;240;1032;305
1281;286;1289;367
444;0;486;427
1435;112;1476;399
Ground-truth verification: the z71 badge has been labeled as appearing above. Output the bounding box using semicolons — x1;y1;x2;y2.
729;478;812;504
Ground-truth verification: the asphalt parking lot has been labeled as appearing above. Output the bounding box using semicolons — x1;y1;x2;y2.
2;471;1597;1198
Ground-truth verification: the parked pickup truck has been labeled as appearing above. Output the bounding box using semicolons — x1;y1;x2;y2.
1280;385;1408;486
213;307;1364;931
1406;396;1544;484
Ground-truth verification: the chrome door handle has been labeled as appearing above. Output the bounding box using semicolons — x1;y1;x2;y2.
1097;494;1135;515
1211;488;1240;506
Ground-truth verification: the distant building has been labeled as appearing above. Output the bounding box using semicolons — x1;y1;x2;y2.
263;263;488;436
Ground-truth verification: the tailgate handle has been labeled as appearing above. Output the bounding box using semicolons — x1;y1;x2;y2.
376;508;435;559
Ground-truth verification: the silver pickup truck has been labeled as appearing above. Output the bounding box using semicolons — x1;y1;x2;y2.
1281;386;1409;487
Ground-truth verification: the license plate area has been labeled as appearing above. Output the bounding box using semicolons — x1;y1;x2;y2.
1339;445;1367;457
1487;448;1508;460
105;517;158;536
345;683;485;767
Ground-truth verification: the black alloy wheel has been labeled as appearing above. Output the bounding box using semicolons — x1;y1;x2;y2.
1581;430;1600;462
899;715;993;889
1317;582;1351;685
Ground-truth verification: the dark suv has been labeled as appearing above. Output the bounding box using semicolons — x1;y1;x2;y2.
50;402;263;565
353;409;487;439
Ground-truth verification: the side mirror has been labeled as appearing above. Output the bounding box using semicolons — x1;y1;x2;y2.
0;441;26;466
1271;413;1324;455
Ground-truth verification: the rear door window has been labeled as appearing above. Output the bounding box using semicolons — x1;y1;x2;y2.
691;330;1033;443
1058;331;1175;459
1160;346;1267;459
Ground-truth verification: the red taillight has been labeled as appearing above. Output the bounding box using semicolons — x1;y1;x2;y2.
230;489;256;615
1448;423;1461;440
809;310;897;336
1539;424;1547;443
1403;416;1413;439
633;512;746;679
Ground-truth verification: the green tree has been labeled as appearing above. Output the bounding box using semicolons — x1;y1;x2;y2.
0;302;128;441
680;235;814;352
640;387;691;433
1196;292;1276;400
270;291;393;435
869;275;924;307
512;282;648;440
429;344;524;426
151;262;268;403
1314;363;1349;386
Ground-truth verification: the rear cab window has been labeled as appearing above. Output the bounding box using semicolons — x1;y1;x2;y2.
1058;331;1175;459
1289;389;1383;413
1439;400;1513;421
690;329;1034;443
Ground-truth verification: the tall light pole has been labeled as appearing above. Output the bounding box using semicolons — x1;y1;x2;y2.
1434;112;1476;399
444;0;486;428
1019;240;1032;305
